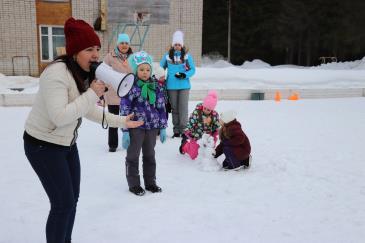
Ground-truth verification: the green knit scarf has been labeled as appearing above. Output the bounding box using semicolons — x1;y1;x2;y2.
137;79;156;104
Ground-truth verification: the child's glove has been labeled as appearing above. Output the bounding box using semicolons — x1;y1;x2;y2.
159;129;166;143
122;131;130;150
214;152;220;159
211;150;216;157
174;72;186;79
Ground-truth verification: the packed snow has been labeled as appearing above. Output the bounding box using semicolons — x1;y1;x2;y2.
1;97;365;243
1;57;365;242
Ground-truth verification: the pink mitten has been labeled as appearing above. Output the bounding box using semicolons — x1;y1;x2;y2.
182;139;200;160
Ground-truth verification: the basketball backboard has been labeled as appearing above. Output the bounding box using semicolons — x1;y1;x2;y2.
108;0;170;24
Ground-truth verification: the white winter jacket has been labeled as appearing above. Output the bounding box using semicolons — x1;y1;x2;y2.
25;62;126;146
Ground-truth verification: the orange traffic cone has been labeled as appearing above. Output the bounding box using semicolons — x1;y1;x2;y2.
274;91;281;102
288;92;299;100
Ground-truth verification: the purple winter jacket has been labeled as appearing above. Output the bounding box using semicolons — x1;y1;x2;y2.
120;77;168;130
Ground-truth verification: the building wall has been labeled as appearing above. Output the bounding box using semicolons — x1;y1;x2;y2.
73;0;203;66
0;0;37;76
0;0;202;76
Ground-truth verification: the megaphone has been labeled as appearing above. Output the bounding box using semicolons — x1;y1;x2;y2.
90;62;135;97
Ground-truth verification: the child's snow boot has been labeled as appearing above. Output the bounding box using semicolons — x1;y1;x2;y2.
145;184;162;193
129;186;145;196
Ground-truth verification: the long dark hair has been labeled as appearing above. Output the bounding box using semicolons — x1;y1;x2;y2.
168;46;186;63
125;47;133;56
52;55;88;93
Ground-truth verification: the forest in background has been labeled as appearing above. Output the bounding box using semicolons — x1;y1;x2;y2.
202;0;365;65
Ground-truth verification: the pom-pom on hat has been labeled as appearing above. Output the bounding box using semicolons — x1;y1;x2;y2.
220;110;237;124
128;51;153;75
64;17;101;57
117;33;130;44
172;30;184;46
203;90;218;110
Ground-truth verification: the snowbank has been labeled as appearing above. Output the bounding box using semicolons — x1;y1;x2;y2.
241;59;271;69
1;57;365;96
312;57;365;70
0;75;39;94
201;55;232;68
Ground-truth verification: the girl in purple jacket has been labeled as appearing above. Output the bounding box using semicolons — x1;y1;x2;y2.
120;51;168;196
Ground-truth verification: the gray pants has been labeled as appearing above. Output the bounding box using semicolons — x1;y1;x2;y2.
125;128;159;187
168;89;190;134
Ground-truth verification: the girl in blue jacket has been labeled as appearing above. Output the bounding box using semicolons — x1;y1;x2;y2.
160;30;196;138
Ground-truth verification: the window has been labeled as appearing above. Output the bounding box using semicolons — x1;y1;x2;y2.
40;26;65;62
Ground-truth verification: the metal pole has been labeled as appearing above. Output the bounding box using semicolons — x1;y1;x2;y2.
227;0;231;63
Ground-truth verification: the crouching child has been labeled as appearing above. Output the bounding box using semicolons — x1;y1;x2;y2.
179;90;220;159
215;110;251;170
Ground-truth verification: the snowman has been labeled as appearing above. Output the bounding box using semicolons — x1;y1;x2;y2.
197;133;220;171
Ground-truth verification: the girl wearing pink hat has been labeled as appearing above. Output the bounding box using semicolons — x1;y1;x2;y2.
179;90;220;159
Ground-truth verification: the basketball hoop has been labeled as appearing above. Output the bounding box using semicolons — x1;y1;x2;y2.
133;11;151;24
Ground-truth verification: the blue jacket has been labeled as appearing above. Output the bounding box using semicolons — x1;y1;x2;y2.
120;77;168;131
160;51;196;90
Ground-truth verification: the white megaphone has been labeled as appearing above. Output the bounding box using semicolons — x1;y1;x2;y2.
90;62;135;97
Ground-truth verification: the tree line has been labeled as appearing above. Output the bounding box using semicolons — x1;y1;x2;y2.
202;0;365;66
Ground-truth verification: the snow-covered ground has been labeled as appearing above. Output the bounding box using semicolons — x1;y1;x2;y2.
1;57;365;94
1;98;365;243
1;57;365;242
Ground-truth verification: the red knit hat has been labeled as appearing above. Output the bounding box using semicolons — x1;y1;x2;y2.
64;17;101;57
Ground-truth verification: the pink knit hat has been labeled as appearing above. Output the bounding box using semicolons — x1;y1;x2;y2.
203;90;218;110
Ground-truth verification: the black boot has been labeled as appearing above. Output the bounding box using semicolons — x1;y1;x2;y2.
172;133;181;138
179;134;188;154
145;184;162;193
109;147;117;152
129;186;145;196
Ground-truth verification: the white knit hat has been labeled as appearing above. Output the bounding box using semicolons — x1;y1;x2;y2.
220;110;237;123
172;30;184;46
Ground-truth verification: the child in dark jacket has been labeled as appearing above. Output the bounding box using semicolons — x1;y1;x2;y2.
214;110;251;170
120;51;168;196
179;90;220;159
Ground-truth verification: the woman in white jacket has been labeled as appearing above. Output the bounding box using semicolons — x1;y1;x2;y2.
23;17;143;243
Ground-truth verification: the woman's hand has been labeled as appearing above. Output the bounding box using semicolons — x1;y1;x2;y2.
90;80;106;97
125;114;144;128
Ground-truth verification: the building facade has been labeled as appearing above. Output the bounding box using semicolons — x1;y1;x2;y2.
0;0;203;76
